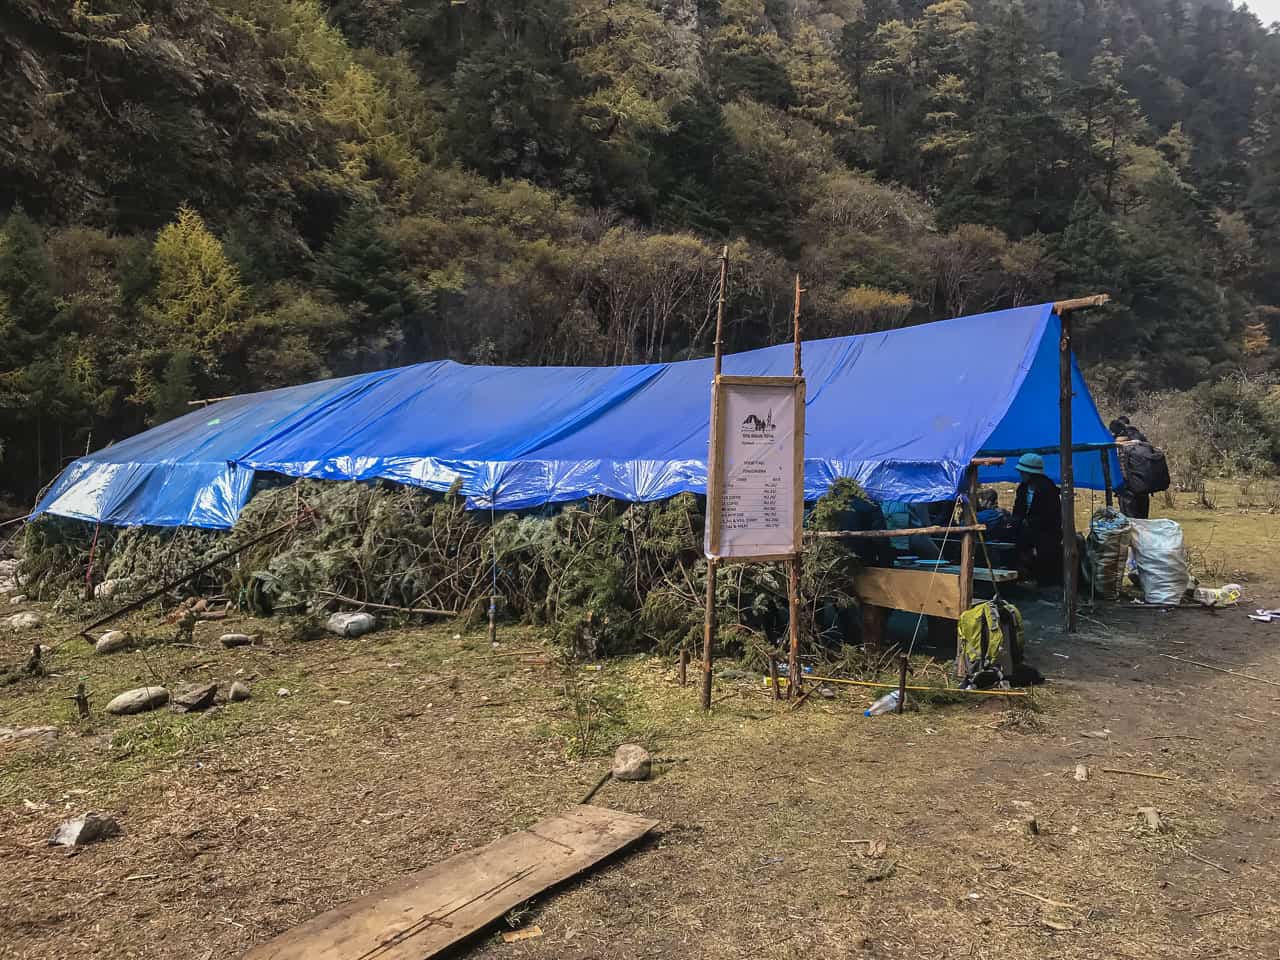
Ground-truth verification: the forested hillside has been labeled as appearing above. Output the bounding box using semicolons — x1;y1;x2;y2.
2;0;1279;501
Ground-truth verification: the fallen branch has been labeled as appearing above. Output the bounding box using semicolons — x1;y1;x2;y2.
1181;847;1230;875
318;591;455;617
580;770;612;805
789;685;818;712
1101;767;1177;782
61;515;308;648
805;674;1029;698
1159;653;1280;687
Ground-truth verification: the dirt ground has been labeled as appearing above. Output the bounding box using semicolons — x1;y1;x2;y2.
3;489;1280;960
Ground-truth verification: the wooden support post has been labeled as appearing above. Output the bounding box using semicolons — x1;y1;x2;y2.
955;464;978;673
701;246;729;712
73;682;89;719
787;557;801;699
1058;310;1079;634
701;560;718;711
896;655;908;714
786;273;805;700
1101;448;1114;509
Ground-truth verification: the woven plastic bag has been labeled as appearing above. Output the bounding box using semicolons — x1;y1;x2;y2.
1084;508;1132;600
1128;518;1191;605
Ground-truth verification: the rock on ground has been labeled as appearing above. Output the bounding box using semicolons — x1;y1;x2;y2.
611;743;652;782
104;686;169;715
49;812;120;847
171;682;218;712
6;611;42;631
326;612;377;638
229;681;251;702
220;633;253;648
94;630;132;655
9;594;27;605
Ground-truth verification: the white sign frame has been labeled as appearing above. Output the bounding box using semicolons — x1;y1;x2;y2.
704;375;806;561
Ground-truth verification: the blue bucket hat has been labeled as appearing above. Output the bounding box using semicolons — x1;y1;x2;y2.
1016;452;1046;476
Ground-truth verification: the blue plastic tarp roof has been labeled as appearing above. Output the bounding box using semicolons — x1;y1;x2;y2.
33;303;1121;528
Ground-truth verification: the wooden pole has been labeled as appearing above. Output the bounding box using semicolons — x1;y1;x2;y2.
787;561;801;699
1101;448;1114;509
679;647;688;687
786;273;804;699
701;246;730;712
955;464;978;673
1058;309;1079;634
896;655;908;714
713;247;728;378
807;523;988;540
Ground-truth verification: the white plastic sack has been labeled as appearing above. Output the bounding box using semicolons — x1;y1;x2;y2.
1128;518;1191;605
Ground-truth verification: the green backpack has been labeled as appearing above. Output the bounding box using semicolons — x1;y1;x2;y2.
957;599;1024;688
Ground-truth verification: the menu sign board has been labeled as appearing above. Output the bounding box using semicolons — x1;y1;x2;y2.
704;377;805;561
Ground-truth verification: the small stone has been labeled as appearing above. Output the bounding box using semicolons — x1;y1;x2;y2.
6;611;42;631
220;633;253;648
228;681;251;702
611;743;652;782
171;682;218;712
94;630;133;655
104;686;169;715
95;579;121;600
818;685;836;699
1022;816;1040;836
49;812;120;847
276;687;291;698
9;594;27;605
1138;806;1163;832
326;612;377;638
716;667;747;680
1074;764;1089;782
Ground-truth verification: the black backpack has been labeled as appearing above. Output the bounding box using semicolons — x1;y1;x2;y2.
1123;442;1170;495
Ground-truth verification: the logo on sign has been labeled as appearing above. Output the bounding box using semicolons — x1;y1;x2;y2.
741;409;775;438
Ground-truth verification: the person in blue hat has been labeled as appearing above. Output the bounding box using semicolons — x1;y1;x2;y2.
1011;452;1063;585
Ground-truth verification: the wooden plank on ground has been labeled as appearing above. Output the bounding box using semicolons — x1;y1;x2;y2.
241;805;657;960
853;567;963;619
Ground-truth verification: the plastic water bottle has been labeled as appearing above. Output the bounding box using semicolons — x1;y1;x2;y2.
864;690;902;716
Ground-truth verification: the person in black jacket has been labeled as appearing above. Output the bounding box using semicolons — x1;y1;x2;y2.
1110;418;1151;518
1011;453;1063;585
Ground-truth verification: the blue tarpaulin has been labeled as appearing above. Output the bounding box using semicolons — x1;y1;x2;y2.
33;303;1121;528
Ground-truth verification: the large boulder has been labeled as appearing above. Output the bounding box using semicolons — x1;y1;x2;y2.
611;743;652;782
105;686;169;715
0;726;60;745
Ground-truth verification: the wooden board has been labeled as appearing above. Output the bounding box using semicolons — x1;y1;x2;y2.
913;563;1019;584
242;805;657;960
853;567;964;619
